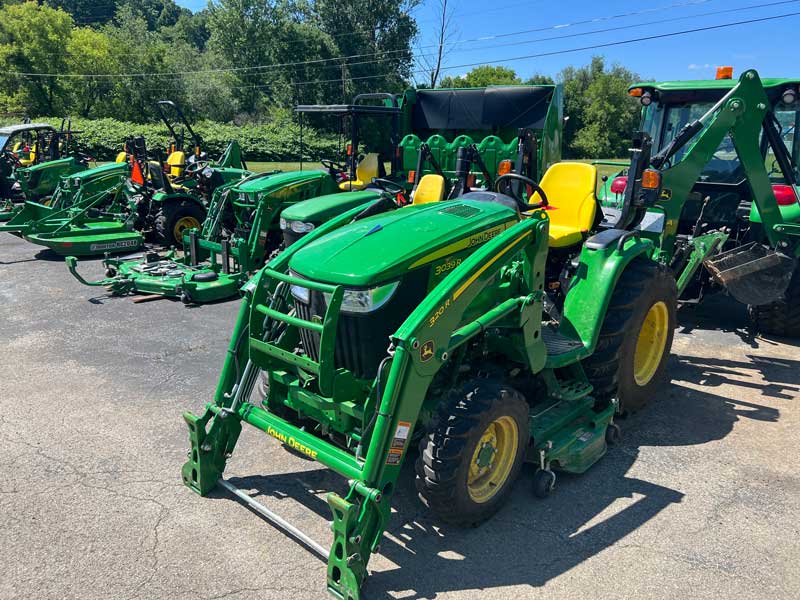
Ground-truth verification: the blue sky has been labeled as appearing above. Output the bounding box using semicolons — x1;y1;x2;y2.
176;0;800;82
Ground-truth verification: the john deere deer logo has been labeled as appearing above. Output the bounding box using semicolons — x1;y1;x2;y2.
420;340;435;362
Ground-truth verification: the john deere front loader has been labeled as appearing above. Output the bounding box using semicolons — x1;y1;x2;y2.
181;133;675;597
601;68;800;337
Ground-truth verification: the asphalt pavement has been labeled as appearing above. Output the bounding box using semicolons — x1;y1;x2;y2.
1;233;798;600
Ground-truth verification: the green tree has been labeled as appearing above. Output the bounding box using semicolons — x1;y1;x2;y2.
526;74;555;85
559;56;641;158
43;1;117;26
65;28;119;117
310;0;419;98
439;65;521;88
0;2;73;115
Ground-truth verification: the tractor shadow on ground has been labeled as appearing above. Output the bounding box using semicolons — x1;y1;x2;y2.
220;349;793;599
676;293;800;350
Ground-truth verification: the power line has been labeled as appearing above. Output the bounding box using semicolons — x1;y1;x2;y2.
13;0;797;91
5;0;731;76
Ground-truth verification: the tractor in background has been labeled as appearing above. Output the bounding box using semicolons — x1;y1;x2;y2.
1;119;89;221
601;68;800;337
21;101;250;257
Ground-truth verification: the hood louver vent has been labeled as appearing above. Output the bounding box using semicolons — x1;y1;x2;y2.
439;204;481;219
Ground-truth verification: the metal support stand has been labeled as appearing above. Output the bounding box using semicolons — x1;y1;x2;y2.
218;478;330;561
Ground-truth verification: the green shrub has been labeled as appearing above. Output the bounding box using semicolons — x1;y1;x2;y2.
0;116;340;162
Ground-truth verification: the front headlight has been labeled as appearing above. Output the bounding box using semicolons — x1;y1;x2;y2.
290;283;310;303
290;220;315;234
325;282;399;314
279;217;288;230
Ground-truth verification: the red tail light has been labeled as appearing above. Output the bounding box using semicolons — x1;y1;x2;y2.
610;176;627;194
772;184;798;206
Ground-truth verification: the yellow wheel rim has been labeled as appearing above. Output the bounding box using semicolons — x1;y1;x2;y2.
467;416;519;504
633;300;669;386
173;216;201;242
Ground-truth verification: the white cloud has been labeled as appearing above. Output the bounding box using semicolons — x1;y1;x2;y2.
688;63;713;71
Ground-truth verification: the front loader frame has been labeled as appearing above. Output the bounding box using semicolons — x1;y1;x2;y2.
183;209;557;599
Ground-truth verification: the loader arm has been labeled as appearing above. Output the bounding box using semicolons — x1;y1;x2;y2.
652;70;797;257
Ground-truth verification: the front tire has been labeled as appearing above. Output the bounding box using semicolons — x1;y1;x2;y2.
154;200;205;246
415;380;528;526
582;258;677;414
749;267;800;337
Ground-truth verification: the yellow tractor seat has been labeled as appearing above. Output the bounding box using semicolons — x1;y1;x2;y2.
166;151;186;179
115;151;128;163
17;142;36;166
339;153;380;191
531;162;598;248
412;174;446;205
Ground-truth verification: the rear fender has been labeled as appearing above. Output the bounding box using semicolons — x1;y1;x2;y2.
559;234;655;351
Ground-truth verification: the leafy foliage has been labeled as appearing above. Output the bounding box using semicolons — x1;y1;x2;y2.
0;113;340;162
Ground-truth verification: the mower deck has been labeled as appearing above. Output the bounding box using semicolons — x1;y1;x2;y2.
68;253;243;303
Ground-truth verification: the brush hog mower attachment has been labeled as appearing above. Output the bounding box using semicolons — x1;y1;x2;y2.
66;169;340;304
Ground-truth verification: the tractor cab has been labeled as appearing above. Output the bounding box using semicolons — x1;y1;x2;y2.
296;93;402;191
601;69;800;324
0;120;88;215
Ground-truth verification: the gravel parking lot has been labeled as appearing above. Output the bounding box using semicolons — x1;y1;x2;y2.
2;233;799;600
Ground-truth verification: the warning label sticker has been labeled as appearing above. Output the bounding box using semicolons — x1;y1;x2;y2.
385;448;403;465
391;421;412;449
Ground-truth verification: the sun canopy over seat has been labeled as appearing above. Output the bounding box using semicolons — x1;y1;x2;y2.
411;86;555;135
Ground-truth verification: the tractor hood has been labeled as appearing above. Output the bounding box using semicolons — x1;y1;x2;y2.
21;156;77;175
233;169;330;194
282;190;382;225
63;161;129;184
289;199;518;287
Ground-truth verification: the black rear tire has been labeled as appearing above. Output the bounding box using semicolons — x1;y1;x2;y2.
749;267;800;338
582;258;677;414
415;380;528;526
154;199;206;246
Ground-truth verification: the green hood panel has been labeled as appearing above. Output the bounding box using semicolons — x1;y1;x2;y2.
282;190;382;224
234;169;331;193
68;161;129;183
290;199;518;286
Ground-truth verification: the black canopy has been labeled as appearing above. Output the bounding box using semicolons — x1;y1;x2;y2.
412;86;554;132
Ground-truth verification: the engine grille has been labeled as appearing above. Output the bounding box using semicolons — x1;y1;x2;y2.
293;269;428;380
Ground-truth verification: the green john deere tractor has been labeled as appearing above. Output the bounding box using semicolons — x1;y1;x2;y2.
22;104;249;257
600;68;800;337
181;121;677;597
0;119;89;221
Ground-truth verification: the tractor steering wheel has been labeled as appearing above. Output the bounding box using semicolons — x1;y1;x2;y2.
2;151;22;169
494;173;549;210
184;160;211;176
321;158;347;173
371;178;405;195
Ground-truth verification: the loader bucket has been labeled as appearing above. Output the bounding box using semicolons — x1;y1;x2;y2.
704;242;797;305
